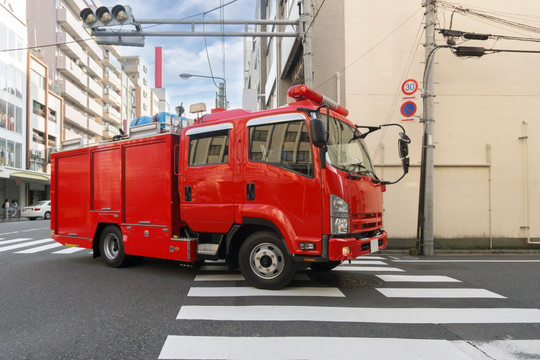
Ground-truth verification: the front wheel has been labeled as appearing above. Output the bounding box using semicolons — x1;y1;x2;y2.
99;225;132;268
238;231;296;290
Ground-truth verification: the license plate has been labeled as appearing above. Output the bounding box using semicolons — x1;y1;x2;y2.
370;239;379;253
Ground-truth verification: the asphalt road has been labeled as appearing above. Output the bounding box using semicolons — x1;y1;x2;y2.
1;221;540;359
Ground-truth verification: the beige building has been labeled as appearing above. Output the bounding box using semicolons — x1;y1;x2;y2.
245;0;540;247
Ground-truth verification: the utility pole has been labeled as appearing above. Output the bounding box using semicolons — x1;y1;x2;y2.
419;0;437;256
301;0;314;87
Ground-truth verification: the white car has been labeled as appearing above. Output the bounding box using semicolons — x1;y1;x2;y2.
21;200;51;220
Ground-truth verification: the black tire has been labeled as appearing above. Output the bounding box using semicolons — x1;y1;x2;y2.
99;225;132;268
44;211;51;220
310;261;342;271
28;217;37;221
238;231;296;290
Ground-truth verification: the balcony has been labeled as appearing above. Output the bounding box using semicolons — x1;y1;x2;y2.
56;7;89;43
103;106;121;126
103;70;121;91
57;54;88;89
57;77;87;107
48;119;58;137
87;56;102;80
85;76;101;99
121;63;139;73
64;127;81;141
87;97;102;118
64;102;88;129
102;55;122;75
87;118;102;136
103;89;121;107
31;113;46;133
56;30;87;63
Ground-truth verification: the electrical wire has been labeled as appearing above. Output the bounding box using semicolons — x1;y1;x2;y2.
314;6;423;91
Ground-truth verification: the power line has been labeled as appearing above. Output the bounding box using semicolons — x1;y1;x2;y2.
314;6;423;91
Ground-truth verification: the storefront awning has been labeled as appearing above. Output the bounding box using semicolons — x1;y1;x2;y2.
10;172;50;183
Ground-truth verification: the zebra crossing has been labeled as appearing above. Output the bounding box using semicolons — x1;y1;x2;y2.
159;256;540;360
0;237;88;254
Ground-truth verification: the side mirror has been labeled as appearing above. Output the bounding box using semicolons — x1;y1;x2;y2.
310;117;326;148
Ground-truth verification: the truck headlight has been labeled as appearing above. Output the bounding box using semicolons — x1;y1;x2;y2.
330;194;349;234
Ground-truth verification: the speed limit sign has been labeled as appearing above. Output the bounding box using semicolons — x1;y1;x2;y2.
401;79;418;96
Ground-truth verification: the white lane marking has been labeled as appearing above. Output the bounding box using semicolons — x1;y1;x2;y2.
52;247;89;254
15;242;63;254
199;265;229;271
340;260;387;266
392;259;540;263
376;288;506;299
0;238;33;245
194;274;311;282
466;339;540;360
187;287;344;298
159;336;479;360
177;306;540;324
0;239;53;252
376;275;461;282
352;256;386;260
333;266;404;272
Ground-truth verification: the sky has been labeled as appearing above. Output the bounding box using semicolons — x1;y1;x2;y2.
94;0;258;114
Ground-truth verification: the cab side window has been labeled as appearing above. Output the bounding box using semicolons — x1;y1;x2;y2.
189;130;229;166
249;120;313;177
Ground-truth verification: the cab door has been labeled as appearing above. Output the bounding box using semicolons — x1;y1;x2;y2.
180;123;234;233
242;114;322;251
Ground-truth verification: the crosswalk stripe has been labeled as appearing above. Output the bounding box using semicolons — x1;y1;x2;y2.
187;287;344;298
177;306;540;324
52;247;88;254
340;260;387;265
376;275;461;282
376;288;506;299
0;239;53;252
351;256;386;261
159;336;480;360
194;273;311;282
333;266;404;272
0;238;33;245
15;242;63;254
199;265;229;271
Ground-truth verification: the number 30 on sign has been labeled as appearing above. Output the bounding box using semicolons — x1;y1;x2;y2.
401;79;418;96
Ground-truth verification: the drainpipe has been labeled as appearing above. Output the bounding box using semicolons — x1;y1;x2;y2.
486;144;493;249
519;121;536;244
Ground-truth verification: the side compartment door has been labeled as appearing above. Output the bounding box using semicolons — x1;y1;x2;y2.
180;123;234;233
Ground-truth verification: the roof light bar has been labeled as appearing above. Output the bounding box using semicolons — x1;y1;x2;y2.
288;85;349;116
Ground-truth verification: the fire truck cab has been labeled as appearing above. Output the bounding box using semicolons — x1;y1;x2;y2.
51;85;410;289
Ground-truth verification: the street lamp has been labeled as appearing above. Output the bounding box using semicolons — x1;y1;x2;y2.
179;73;227;109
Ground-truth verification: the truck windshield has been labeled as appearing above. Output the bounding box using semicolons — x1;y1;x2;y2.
323;114;376;178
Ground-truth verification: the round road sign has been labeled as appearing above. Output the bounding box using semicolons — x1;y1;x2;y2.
401;79;418;96
400;101;417;117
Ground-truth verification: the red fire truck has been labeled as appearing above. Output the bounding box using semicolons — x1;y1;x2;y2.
50;85;410;289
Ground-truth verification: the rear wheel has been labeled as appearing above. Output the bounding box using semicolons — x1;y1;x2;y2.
100;225;132;268
44;211;51;220
238;231;295;290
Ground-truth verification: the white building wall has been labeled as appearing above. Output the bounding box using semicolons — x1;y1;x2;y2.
345;0;540;243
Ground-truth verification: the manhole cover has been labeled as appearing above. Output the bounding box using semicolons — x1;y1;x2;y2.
310;272;383;289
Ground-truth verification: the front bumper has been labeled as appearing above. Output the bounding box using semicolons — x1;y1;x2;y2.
327;231;387;261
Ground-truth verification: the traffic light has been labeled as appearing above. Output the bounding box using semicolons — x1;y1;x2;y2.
80;5;134;28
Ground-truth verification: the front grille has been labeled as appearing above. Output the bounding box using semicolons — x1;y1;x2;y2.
351;212;382;233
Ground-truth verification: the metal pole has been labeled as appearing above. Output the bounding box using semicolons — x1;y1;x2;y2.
301;0;314;87
420;0;437;256
218;82;226;109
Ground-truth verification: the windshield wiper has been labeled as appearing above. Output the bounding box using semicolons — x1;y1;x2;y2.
346;162;381;182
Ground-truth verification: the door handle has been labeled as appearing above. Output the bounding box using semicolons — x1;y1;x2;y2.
185;186;192;201
247;183;255;201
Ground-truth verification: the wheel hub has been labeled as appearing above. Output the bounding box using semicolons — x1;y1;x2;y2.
250;243;284;280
